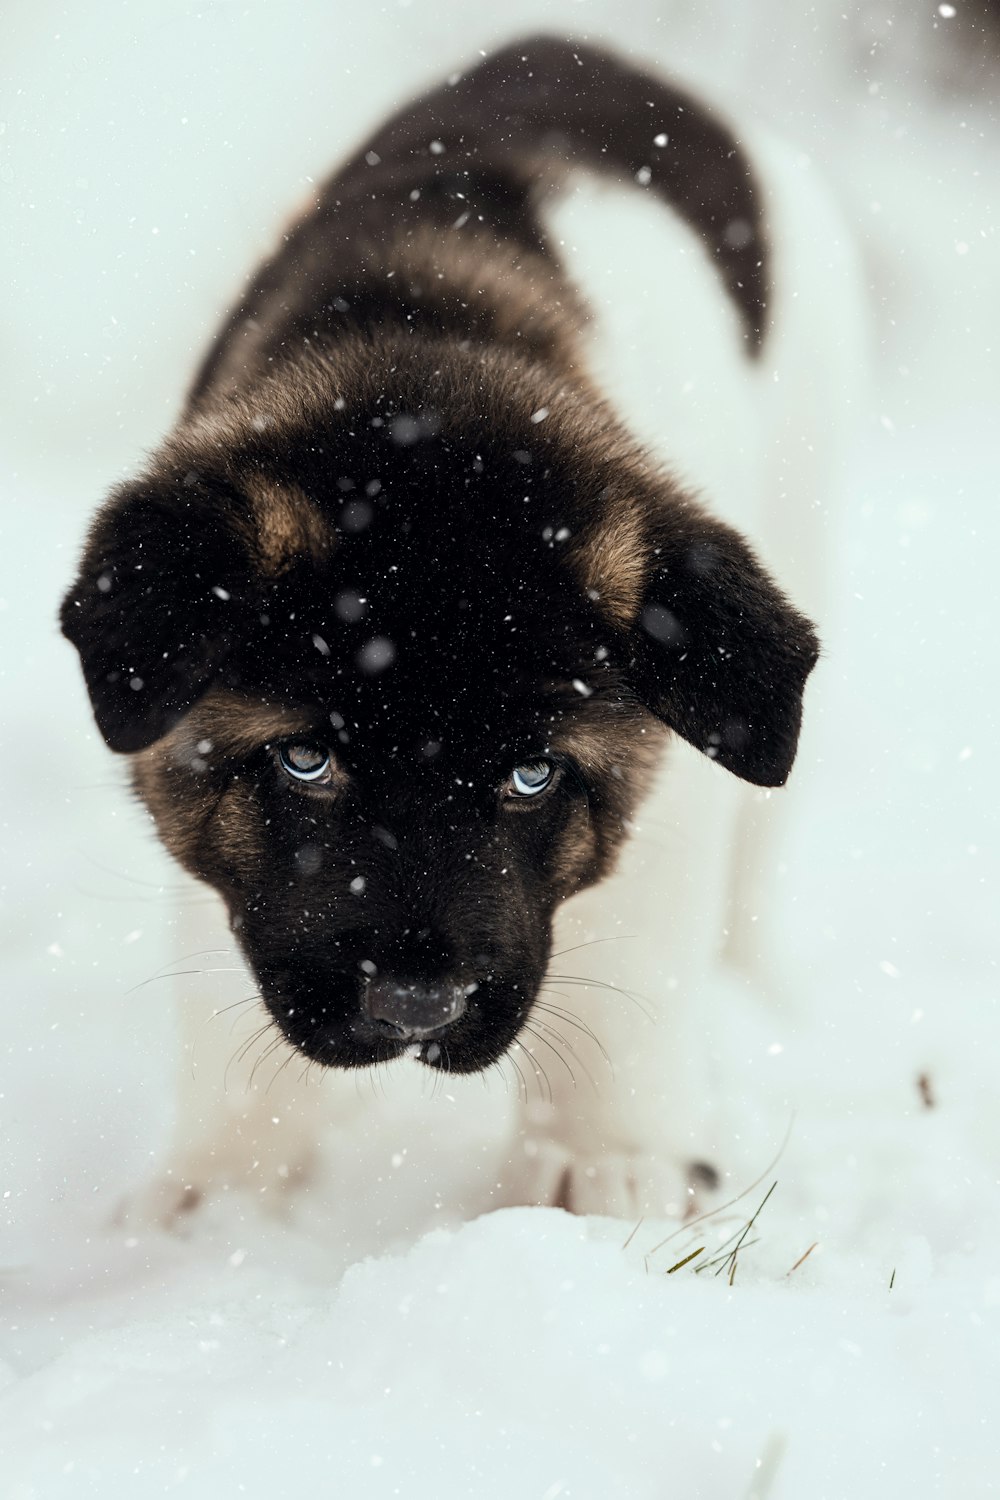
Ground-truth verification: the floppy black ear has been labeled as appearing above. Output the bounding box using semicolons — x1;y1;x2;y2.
60;472;251;752
627;515;819;787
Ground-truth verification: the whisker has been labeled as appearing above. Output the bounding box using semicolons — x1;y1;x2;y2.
547;971;644;1000
371;1057;390;1100
546;972;654;1022
493;1053;520;1103
530;1017;605;1095
265;1041;300;1095
437;1041;453;1100
206;993;263;1022
521;1021;577;1091
424;1050;441;1102
76;854;197;891
513;1036;553;1105
505;1045;530;1105
506;1051;527;1105
534;997;614;1068
233;1022;273;1066
127;966;245;996
487;1057;511;1098
249;1032;288;1091
199;992;264;1041
75;887;219;907
151;946;235;974
550;934;636;960
225;1022;274;1091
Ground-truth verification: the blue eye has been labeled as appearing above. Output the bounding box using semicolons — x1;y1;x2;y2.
278;742;332;783
510;759;555;797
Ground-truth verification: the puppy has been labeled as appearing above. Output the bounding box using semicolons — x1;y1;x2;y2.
61;37;858;1220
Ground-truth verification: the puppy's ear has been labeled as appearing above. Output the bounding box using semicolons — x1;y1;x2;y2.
61;472;252;752
626;514;819;787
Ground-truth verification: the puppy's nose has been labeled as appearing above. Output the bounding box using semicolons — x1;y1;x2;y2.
363;977;469;1041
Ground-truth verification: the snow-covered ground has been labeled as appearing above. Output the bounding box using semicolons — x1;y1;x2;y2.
2;2;998;1495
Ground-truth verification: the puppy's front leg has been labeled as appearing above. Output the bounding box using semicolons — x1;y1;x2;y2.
125;892;342;1227
504;739;746;1220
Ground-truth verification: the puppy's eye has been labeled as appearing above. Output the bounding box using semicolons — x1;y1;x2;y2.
278;742;333;783
508;759;555;798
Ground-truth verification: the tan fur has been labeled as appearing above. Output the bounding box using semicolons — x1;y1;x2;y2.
130;690;335;879
568;500;650;627
130;739;220;874
241;473;333;575
548;804;600;898
543;707;669;889
386;222;583;362
544;719;665;898
157;689;320;762
547;711;666;783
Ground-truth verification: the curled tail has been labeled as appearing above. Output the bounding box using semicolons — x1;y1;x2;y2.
335;36;768;355
189;38;769;403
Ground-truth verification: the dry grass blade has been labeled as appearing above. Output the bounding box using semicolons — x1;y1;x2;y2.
647;1114;795;1259
622;1217;644;1251
666;1246;705;1275
694;1236;760;1274
786;1242;818;1277
694;1214;763;1273
713;1182;778;1280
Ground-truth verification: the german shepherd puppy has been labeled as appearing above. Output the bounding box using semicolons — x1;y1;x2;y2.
61;37;855;1219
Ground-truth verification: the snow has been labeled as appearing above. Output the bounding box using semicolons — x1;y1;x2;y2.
2;2;999;1496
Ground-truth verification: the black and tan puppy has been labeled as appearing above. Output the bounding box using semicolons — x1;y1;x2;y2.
62;38;858;1217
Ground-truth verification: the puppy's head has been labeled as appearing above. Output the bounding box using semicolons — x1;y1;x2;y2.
62;342;818;1073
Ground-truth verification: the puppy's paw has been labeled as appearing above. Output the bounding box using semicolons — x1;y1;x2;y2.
114;1150;316;1233
113;1173;207;1234
502;1135;715;1221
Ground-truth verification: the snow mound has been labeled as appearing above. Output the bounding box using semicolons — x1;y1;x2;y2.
2;1205;995;1498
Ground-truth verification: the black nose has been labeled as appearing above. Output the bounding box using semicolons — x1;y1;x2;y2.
363;977;470;1042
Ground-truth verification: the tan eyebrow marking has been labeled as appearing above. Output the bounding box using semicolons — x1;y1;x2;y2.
241;473;334;577
154;689;325;764
565;502;649;629
546;716;664;780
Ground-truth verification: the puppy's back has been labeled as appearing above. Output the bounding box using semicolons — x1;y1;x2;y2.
190;38;769;404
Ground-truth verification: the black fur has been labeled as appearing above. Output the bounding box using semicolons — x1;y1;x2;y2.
61;38;817;1076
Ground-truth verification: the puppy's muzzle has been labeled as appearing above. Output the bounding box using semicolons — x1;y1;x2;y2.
363;977;470;1042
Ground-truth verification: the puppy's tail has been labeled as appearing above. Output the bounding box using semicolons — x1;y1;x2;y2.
334;36;768;355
